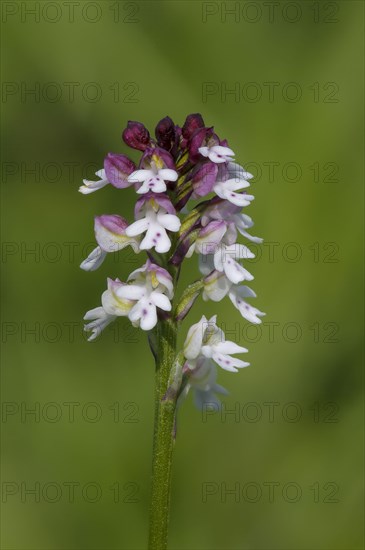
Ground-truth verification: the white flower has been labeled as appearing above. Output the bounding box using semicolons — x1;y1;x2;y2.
184;315;249;373
179;358;228;410
79;169;110;195
228;286;265;324
83;278;135;341
227;161;254;182
126;195;181;253
116;261;173;331
80;215;140;272
128;159;178;194
83;307;116;341
198;145;235;164
213;243;255;284
213;178;254;207
202;271;265;324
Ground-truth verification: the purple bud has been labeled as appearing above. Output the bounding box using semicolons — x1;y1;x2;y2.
122;121;151;151
182;113;205;140
104;153;135;188
155;116;177;152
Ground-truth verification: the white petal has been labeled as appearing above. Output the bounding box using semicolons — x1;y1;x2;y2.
237;228;263;244
150;291;172;311
140;225;171;253
128;169;154;183
136;177;167;194
116;284;145;300
227;243;255;260
158;169;178;181
198;146;209;157
212;145;235;157
209;151;228;164
80;246;107;271
184;316;207;360
213;341;248;354
212;352;250;372
140;304;158;331
157;213;181;232
126;218;149;237
83;306;105;321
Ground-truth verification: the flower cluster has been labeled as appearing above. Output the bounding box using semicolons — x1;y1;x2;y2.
80;114;264;409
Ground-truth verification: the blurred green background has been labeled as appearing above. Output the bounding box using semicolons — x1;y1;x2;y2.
1;1;364;549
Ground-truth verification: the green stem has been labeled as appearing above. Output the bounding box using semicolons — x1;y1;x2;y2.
148;318;178;550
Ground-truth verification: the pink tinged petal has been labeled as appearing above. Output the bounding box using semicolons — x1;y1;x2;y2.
192;162;218;197
135;193;176;217
126;218;150;237
154;268;174;299
213;341;248;355
184;316;207;360
95;215;139;253
104;153;135;189
150;291;172;312
80;246;107;271
196;221;227;255
158;169;178;182
157;213;181;232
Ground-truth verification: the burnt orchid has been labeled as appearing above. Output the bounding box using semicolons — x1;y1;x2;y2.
79;114;264;550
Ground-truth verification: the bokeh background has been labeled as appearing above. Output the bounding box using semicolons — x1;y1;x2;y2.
1;1;364;549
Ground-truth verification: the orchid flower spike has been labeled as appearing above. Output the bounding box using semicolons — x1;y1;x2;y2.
80;113;264;412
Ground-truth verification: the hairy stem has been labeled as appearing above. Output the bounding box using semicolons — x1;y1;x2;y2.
148;318;178;550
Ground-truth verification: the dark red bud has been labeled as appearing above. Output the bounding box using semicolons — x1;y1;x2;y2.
155;116;176;151
122;121;151;151
182;113;205;140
